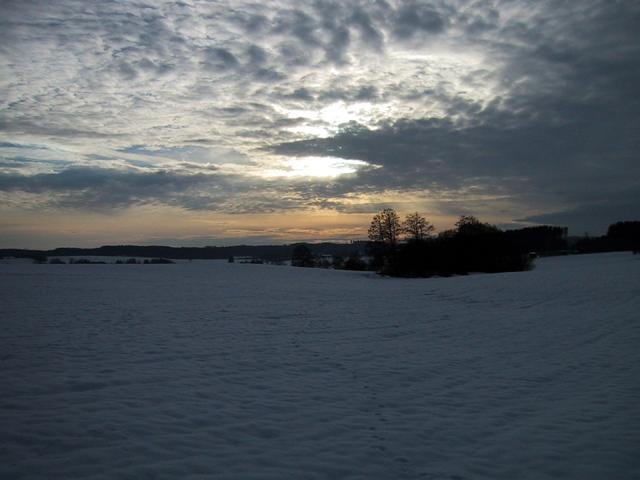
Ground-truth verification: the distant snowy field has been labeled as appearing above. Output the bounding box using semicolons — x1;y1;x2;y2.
1;253;639;479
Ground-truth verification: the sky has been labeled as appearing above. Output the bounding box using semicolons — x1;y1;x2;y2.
1;0;639;248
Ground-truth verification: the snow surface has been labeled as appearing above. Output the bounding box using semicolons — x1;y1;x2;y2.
1;252;639;479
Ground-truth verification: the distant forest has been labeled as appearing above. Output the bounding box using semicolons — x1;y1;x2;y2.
1;219;638;275
0;242;369;264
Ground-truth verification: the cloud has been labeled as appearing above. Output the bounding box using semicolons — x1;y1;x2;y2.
0;165;340;215
0;156;73;170
392;1;448;39
0;0;639;241
246;44;268;65
272;101;640;232
0;167;214;210
202;47;240;71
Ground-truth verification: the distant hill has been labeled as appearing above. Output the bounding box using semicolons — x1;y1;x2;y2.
0;241;370;262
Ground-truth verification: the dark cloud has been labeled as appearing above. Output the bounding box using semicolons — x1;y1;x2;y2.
393;1;448;39
277;42;313;67
348;6;384;48
202;47;240;71
174;162;219;172
0;118;129;139
325;24;351;64
273;9;321;48
0;167;215;210
252;67;286;82
0;142;40;149
0;156;73;168
117;61;138;80
246;44;268;65
0;167;205;192
283;88;315;101
0;166;322;214
316;85;380;102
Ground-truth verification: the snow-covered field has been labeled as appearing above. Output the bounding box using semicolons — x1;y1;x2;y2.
1;252;639;479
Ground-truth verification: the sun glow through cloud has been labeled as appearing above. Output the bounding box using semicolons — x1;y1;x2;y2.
262;156;375;178
278;101;389;138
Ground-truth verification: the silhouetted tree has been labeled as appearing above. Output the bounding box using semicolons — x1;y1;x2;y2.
291;244;315;267
455;215;499;236
437;228;456;239
504;226;568;254
368;208;402;245
380;215;531;277
574;220;640;254
607;221;640;252
402;212;434;241
607;221;640;238
367;208;402;271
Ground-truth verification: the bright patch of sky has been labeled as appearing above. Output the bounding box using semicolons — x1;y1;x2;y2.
262;156;375;179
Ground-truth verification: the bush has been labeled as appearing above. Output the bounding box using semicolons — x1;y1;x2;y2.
343;252;367;271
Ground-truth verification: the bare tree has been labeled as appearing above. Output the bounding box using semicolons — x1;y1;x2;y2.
402;212;434;241
455;215;481;230
368;208;402;245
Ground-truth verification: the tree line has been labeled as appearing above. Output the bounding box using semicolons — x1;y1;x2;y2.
363;210;639;277
289;209;574;276
3;218;636;270
289;211;639;276
366;210;539;276
573;221;640;254
0;243;368;263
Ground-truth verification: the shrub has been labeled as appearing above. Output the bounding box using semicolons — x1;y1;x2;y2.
343;252;367;271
